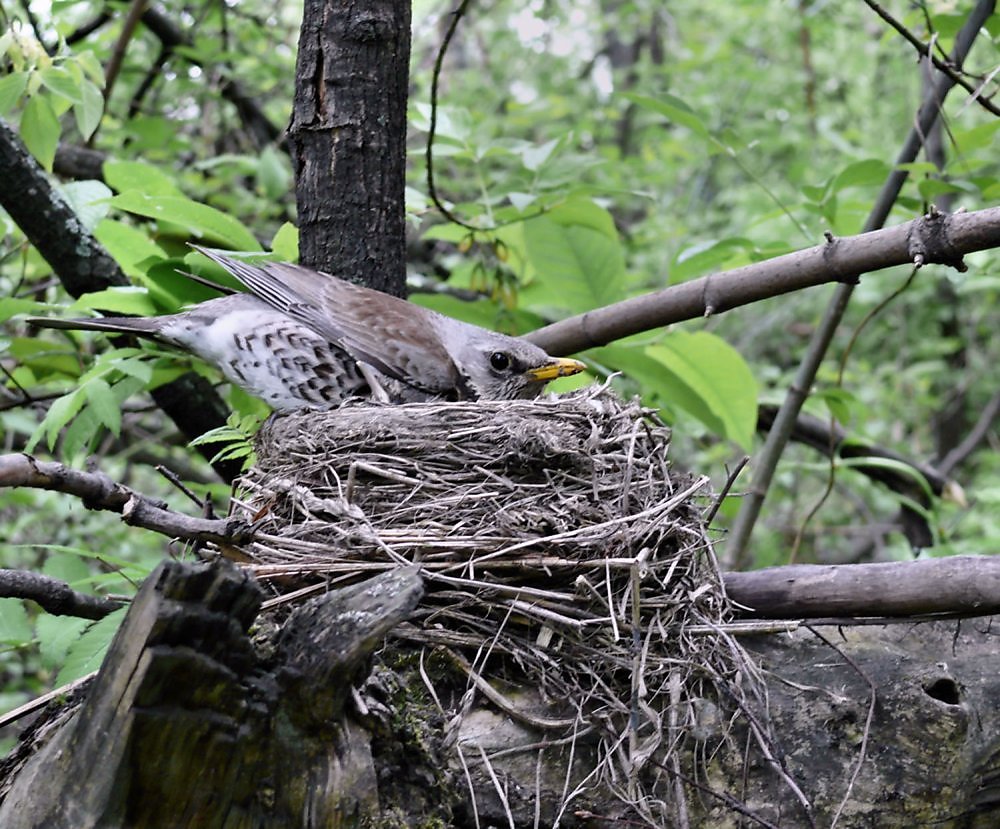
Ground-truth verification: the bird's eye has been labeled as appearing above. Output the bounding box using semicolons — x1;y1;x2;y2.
489;352;511;372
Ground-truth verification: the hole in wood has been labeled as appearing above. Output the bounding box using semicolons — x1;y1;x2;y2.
923;677;961;706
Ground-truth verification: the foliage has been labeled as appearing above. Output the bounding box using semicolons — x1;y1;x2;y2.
1;0;1000;710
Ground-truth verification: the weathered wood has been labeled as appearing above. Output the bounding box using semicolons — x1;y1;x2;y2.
724;555;1000;618
0;560;424;829
444;618;1000;828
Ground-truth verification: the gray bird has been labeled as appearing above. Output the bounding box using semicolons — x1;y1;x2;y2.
29;248;586;410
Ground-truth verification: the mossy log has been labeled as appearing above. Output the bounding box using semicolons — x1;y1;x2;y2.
1;558;999;827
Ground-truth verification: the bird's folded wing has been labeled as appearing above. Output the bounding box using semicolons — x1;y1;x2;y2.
194;247;459;394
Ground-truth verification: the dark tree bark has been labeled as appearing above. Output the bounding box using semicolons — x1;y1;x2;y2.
289;0;411;295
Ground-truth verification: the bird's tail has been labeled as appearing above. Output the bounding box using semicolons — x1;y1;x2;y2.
26;315;165;340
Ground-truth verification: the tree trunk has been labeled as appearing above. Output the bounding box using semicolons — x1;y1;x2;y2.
289;0;411;295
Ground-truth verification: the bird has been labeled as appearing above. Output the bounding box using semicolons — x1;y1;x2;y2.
28;248;587;410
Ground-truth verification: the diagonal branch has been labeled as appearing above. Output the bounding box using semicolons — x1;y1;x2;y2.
724;0;996;566
526;205;1000;355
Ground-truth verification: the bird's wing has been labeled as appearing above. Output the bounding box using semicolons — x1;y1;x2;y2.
194;247;460;393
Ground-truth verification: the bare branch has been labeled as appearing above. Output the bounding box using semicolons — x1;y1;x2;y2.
724;556;1000;618
0;453;254;546
0;569;124;620
862;0;1000;117
527;206;1000;355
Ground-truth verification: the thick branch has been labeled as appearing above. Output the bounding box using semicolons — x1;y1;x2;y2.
724;555;1000;618
0;569;124;620
0;454;253;545
527;206;1000;355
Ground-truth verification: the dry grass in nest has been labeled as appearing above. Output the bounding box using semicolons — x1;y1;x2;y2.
235;385;790;825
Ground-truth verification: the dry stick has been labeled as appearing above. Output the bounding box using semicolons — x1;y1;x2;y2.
725;0;996;568
526;205;1000;358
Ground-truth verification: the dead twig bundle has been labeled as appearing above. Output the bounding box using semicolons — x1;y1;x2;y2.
237;386;803;826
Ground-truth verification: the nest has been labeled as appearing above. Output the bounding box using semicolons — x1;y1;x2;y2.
236;386;780;825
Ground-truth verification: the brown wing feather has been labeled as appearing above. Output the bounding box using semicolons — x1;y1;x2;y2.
193;247;460;393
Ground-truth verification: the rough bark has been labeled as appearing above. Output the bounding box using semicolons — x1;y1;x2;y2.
289;0;411;295
2;558;1000;827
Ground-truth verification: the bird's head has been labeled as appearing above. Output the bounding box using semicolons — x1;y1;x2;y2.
455;333;586;400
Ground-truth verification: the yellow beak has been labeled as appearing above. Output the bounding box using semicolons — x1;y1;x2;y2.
526;357;587;382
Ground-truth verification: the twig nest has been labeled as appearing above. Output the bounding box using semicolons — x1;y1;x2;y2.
244;386;713;578
237;387;771;826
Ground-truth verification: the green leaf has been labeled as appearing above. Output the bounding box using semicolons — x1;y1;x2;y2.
69;286;159;316
0;599;32;646
83;377;122;436
103;160;182;197
622;92;710;139
60;402;101;458
36;614;92;670
647;331;758;449
73;79;104;140
60;179;112;231
56;607;128;684
270;222;299;260
0;297;49;323
520;138;559;172
75;51;106;86
109;192;261;250
830;159;890;193
422;223;475;244
0;71;28;114
42;550;93;586
257;145;291;199
21;94;60;171
521;200;625;314
33;387;87;451
38;65;83;103
593;343;728;437
672;237;755;282
950;120;1000;155
94;219;167;276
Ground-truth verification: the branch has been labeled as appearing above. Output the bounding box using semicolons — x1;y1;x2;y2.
724;556;1000;619
0;115;238;481
725;0;996;566
0;569;124;620
0;453;254;546
526;205;1000;355
862;0;1000;117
